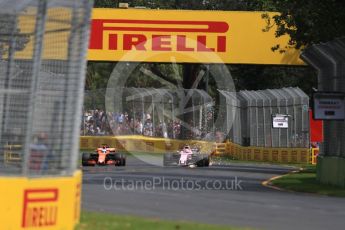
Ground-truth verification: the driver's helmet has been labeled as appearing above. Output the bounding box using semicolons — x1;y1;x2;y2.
183;145;190;150
102;145;107;153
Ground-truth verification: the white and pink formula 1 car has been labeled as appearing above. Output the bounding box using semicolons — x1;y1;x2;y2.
163;145;210;167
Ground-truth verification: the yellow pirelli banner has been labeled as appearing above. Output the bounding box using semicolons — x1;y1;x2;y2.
88;9;304;65
0;171;82;230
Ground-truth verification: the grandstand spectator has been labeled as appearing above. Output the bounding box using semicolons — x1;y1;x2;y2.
81;109;211;140
135;118;143;134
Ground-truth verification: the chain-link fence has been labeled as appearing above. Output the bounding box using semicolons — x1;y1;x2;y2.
0;0;92;176
302;38;345;158
219;87;309;148
82;88;215;140
83;87;309;148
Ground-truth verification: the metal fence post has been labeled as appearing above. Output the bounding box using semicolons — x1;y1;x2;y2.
22;0;48;175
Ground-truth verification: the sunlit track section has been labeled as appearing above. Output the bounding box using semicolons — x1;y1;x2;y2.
81;156;345;230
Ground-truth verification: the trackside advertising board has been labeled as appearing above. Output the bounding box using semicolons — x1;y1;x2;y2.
0;171;82;229
88;9;304;65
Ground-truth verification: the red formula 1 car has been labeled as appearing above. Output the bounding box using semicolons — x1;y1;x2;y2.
82;145;126;166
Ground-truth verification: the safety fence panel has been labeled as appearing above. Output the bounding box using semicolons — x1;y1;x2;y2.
220;87;309;148
0;0;92;177
301;38;345;160
217;90;240;144
0;0;92;229
85;87;310;149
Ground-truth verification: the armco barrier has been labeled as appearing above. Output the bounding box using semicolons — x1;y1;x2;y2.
0;170;82;229
213;143;226;156
80;136;214;154
222;141;313;164
80;136;314;164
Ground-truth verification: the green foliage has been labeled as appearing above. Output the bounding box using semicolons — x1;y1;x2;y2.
94;0;265;10
93;0;118;8
86;62;115;90
230;65;317;96
260;0;345;50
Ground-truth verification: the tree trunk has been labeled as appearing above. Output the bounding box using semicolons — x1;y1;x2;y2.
179;64;200;139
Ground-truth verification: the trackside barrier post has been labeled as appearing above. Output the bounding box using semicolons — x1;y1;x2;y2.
311;148;319;165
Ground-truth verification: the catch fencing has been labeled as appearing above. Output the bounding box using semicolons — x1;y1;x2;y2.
302;38;345;159
219;87;309;148
83;87;309;148
0;0;92;176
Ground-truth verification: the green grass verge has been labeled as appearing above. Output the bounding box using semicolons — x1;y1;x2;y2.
270;166;345;197
76;211;247;230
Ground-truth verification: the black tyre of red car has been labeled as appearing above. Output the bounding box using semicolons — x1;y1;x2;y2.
113;153;126;166
82;153;94;166
120;157;126;166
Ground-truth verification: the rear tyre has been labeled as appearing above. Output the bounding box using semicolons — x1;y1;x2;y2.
120;156;126;166
82;153;91;166
164;153;180;166
195;154;209;167
114;153;125;166
203;157;210;167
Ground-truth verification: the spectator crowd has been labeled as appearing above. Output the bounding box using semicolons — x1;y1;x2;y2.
81;108;216;140
81;109;183;138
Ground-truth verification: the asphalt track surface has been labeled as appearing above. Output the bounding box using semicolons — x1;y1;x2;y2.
82;155;345;230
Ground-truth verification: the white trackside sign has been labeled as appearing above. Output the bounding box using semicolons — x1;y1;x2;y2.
313;92;345;120
272;115;289;129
